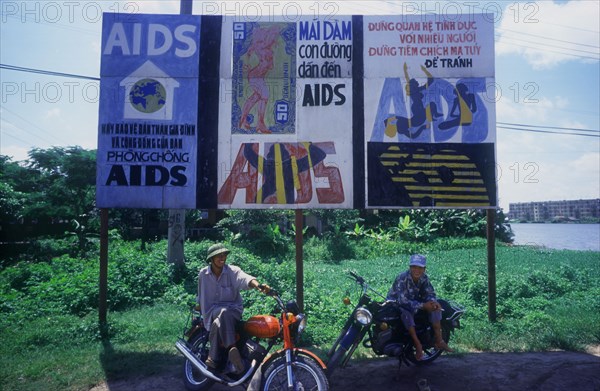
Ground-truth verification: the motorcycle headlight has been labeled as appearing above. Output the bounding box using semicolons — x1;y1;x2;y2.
354;307;372;325
296;313;307;334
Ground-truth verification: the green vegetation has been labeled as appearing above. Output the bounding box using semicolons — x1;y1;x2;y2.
1;236;599;391
1;147;597;390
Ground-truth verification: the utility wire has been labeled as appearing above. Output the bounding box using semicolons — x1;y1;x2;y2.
497;122;600;134
495;34;600;57
0;64;100;81
1;13;98;35
495;39;599;61
1;116;59;145
1;106;70;145
377;1;600;61
543;21;600;34
498;27;599;49
498;125;600;138
2;130;36;146
3;61;599;140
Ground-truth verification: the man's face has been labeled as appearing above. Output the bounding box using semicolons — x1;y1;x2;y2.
211;253;227;270
409;265;425;281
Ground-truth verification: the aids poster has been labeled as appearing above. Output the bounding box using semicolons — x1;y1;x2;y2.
363;14;497;208
217;16;354;209
96;13;201;208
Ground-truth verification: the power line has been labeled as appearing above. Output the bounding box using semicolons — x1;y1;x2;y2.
1;130;36;146
497;122;600;134
496;34;600;57
0;64;99;81
375;1;600;60
2;62;598;141
543;21;600;35
1;105;71;145
498;27;599;50
495;39;600;61
1;13;98;35
1;116;59;145
495;27;600;61
498;125;600;138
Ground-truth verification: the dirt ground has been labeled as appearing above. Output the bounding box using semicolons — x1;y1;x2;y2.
91;348;600;391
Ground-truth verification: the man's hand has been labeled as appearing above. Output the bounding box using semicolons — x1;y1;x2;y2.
423;301;440;312
258;283;271;294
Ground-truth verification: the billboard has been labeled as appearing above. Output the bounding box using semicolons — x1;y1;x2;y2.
96;13;201;208
97;13;496;210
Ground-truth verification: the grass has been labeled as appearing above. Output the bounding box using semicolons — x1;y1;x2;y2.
1;241;599;391
0;304;185;391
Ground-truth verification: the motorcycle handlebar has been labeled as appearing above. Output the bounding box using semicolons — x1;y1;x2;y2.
347;272;387;301
349;271;365;285
266;289;278;297
259;284;278;297
258;283;268;293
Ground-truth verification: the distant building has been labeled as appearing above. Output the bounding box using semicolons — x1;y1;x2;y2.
508;199;600;222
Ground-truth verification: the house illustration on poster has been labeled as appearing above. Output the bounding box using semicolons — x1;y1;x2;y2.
120;60;180;120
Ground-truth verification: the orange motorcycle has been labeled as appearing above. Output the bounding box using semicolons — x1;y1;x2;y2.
176;286;329;391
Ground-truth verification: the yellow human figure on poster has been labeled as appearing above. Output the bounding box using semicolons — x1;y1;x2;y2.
384;63;440;139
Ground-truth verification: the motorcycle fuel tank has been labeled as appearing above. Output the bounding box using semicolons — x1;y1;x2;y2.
244;315;281;338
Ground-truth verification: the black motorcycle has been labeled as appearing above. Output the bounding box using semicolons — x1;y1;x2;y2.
326;271;464;375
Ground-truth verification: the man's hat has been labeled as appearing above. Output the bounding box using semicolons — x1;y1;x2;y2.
409;254;427;268
206;243;230;262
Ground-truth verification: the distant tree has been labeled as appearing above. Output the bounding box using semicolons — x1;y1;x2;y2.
0;156;28;225
24;146;96;224
0;182;25;224
0;155;38;193
1;148;97;251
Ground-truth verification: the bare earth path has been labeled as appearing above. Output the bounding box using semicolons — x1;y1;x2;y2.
91;350;600;391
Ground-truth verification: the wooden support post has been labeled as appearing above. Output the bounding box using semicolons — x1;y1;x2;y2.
167;209;186;266
487;209;497;322
99;208;109;325
166;0;194;266
295;209;304;312
180;0;193;14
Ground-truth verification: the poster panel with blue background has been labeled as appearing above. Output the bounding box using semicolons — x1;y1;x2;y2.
96;13;201;208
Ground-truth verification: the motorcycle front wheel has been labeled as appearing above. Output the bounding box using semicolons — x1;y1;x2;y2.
183;329;215;391
406;325;451;365
262;355;329;391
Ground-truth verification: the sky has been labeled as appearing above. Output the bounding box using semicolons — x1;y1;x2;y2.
1;0;599;212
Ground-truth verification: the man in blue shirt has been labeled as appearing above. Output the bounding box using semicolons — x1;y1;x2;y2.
387;254;453;360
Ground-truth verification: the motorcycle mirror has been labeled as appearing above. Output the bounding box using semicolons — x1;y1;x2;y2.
343;297;352;306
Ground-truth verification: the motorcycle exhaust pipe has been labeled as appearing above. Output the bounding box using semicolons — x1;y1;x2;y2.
175;339;223;383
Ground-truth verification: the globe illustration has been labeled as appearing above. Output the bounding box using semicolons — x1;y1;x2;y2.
129;78;167;113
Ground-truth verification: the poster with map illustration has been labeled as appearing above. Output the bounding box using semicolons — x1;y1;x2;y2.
96;13;201;209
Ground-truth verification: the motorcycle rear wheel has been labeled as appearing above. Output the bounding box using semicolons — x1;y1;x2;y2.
183;330;215;391
262;355;329;391
406;326;451;365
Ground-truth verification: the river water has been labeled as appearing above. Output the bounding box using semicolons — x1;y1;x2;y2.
510;223;600;251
